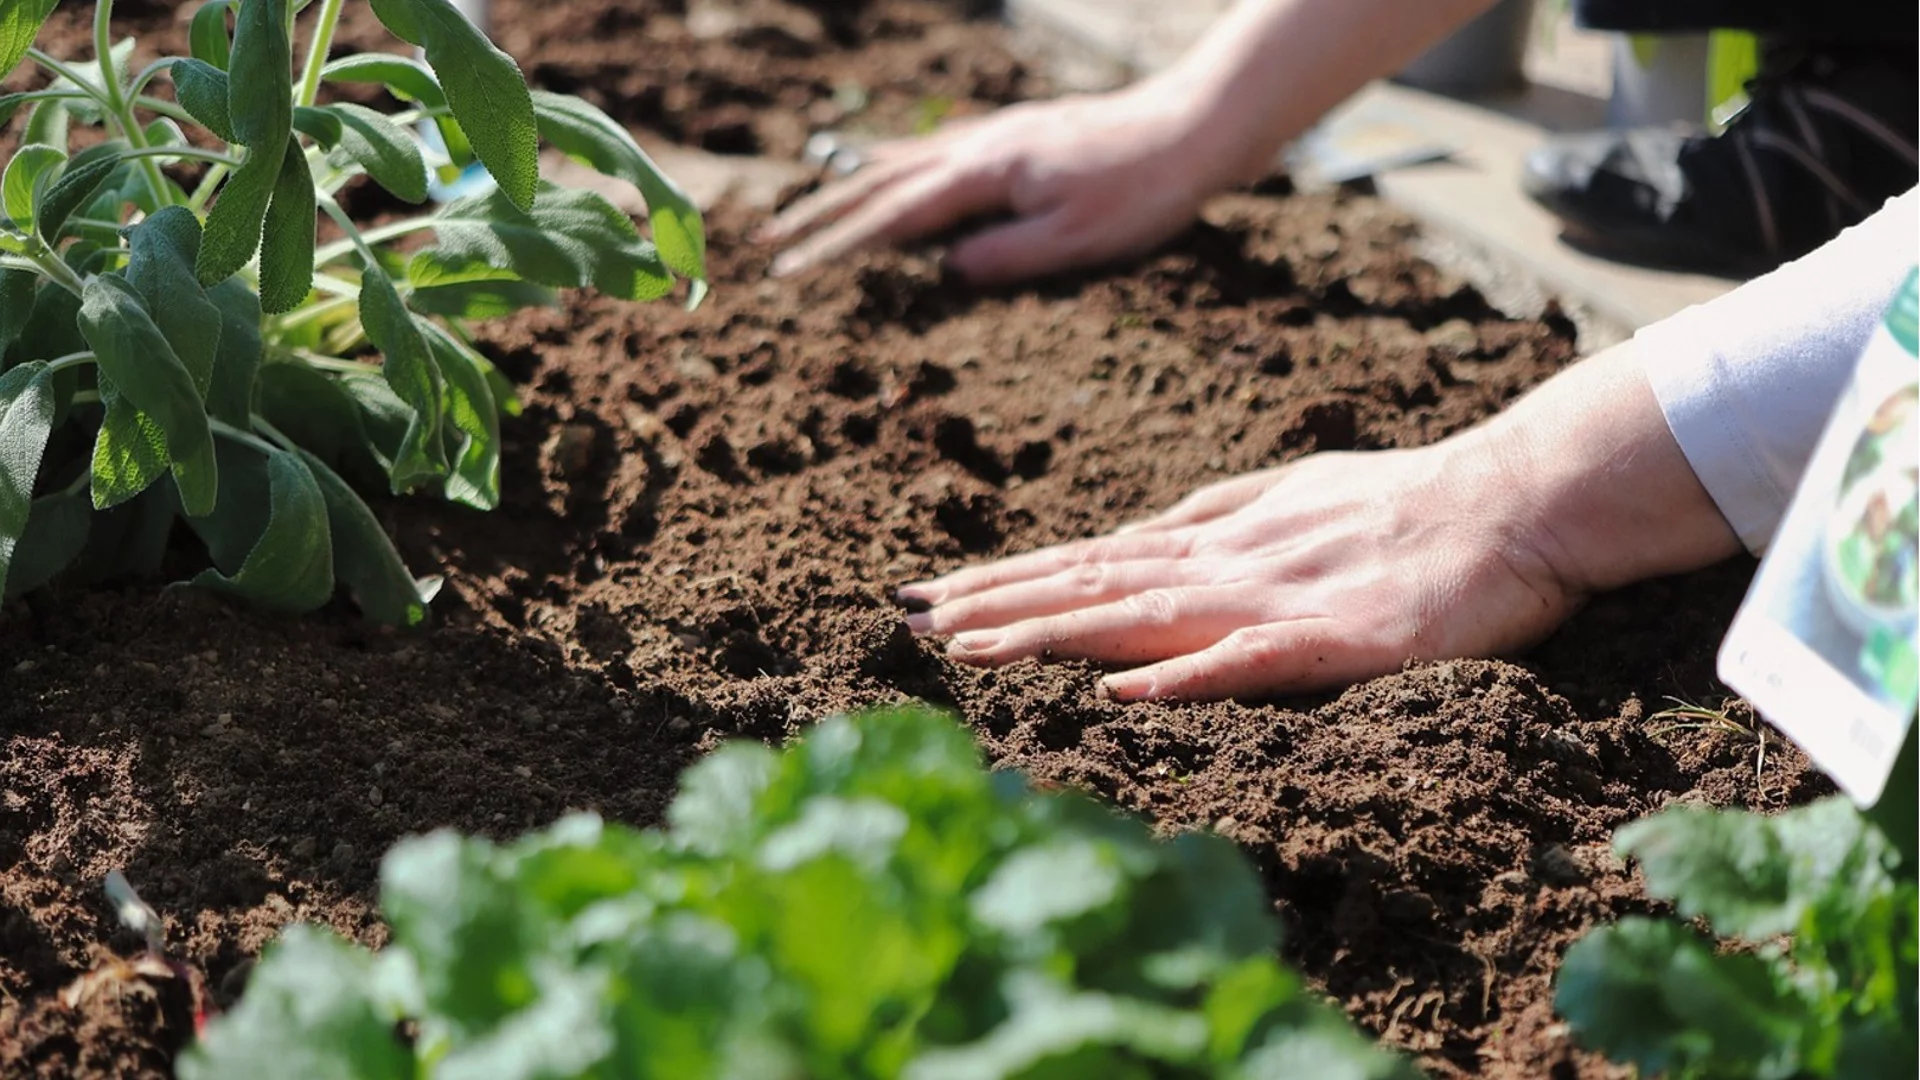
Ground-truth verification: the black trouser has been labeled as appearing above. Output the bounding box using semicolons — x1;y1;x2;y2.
1574;0;1917;38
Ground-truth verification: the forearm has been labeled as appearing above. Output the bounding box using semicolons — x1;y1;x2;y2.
1148;0;1501;184
1467;341;1744;596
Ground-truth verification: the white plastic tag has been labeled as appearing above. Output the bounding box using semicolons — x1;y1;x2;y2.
1719;268;1919;806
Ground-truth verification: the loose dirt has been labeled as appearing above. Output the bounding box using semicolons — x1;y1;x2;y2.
3;3;1825;1078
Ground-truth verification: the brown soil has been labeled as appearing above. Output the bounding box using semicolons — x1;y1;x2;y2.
3;3;1827;1079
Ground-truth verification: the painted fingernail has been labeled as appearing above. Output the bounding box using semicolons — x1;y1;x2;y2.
903;612;934;634
948;632;1000;656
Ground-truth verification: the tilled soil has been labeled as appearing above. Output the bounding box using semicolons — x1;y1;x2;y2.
2;2;1826;1078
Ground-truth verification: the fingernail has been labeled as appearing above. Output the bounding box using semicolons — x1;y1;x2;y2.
769;252;803;278
895;584;943;610
1099;673;1154;702
948;631;1000;656
903;612;934;634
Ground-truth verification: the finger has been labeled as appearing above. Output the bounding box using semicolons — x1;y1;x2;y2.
945;206;1085;284
905;557;1200;636
1115;471;1283;535
898;529;1197;607
769;161;1011;278
757;154;926;246
945;585;1261;667
1101;619;1390;702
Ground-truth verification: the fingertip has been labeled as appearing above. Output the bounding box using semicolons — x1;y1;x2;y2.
768;251;806;278
1098;671;1157;703
903;612;934;634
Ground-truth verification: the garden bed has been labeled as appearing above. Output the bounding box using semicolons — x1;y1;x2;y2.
1;2;1827;1078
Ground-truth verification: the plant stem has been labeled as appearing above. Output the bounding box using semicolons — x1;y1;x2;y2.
24;49;107;105
189;163;232;213
25;244;86;297
132;96;198;126
250;415;303;455
209;417;284;457
45;350;98;374
296;0;349;109
313;217;435;267
292;351;382;376
90;0;174;210
121;146;246;169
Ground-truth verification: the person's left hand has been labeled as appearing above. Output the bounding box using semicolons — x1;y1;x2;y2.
897;440;1583;702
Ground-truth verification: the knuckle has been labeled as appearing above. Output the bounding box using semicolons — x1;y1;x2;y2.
1067;563;1108;595
1220;626;1286;668
1121;588;1182;627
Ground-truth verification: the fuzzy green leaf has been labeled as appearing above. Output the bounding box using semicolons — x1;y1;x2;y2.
0;360;57;597
421;323;499;510
0;0;59;84
0;267;35;356
412;183;672;301
320;102;428;204
90;377;171;510
320;53;446;109
367;0;537;209
204;279;263;427
35;142;120;243
255;361;386;483
170;58;236;142
126;207;222;395
407;275;556;320
259;140;316;314
532;90;707;282
189;0;234;70
175;925;413;1080
3;143;64;229
196;142;276;285
76;275;218;516
297;448;431;628
227;0;291;147
3;486;91;599
358;267;446;492
187;441;334;613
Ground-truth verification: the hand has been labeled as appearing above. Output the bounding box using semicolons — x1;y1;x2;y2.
898;438;1585;702
759;85;1235;284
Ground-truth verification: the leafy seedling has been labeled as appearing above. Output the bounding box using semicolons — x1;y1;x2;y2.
181;704;1419;1080
0;0;706;624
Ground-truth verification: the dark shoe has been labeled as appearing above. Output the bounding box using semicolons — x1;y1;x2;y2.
1523;46;1918;277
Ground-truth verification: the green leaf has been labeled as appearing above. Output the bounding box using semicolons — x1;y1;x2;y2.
1556;917;1809;1080
0;360;57;598
255;361;388;483
176;925;414;1080
21;96;68;150
667;742;781;856
412;182;673;301
320;53;446;109
0;0;59;84
408;275;556;320
380;829;538;1035
170;58;237;142
297;449;431;627
196;142;277;285
227;0;292;148
3;486;91;599
1616;796;1884;941
532;90;707;282
358;267;446;492
0;267;37;357
189;0;234;70
291;104;342;148
367;0;538;209
420;323;499;510
35;142;120;243
259;140;316;314
126;207;223;395
187;440;334;613
90;376;171;510
6;267;82;361
320;102;428;204
3;143;64;229
76;275;218;516
204;278;263;427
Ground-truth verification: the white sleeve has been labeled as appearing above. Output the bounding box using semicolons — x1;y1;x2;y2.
1643;186;1918;554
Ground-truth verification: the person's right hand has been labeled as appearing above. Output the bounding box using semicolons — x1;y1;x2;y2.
759;83;1244;284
